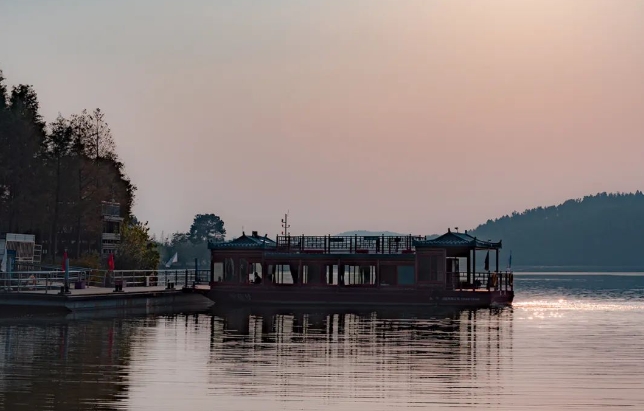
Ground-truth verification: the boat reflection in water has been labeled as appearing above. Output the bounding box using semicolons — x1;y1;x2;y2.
210;305;513;342
206;305;514;406
0;305;514;410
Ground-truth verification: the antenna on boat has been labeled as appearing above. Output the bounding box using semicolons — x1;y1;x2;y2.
281;211;290;236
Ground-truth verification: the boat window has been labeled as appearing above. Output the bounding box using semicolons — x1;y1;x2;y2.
417;253;446;282
379;265;397;285
240;259;249;282
268;264;296;284
326;265;338;285
289;263;299;285
430;256;438;281
301;265;309;283
417;255;431;282
250;262;262;280
224;258;236;282
213;262;224;282
302;264;323;284
343;265;375;285
397;265;415;285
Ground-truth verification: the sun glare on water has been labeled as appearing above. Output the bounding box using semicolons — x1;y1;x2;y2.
515;299;644;313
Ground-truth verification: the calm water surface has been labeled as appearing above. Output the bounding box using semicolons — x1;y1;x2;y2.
1;273;643;410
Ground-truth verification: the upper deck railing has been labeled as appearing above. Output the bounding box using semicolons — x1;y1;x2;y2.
276;235;425;254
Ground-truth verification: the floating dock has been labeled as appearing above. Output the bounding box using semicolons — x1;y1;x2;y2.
0;286;213;315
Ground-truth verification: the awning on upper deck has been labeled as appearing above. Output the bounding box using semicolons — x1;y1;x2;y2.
208;232;277;250
413;230;501;250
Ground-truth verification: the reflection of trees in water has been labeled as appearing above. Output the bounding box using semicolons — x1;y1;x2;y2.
0;318;146;411
206;306;514;401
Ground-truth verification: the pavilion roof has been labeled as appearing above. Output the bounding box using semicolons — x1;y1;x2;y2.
414;230;501;250
208;232;276;250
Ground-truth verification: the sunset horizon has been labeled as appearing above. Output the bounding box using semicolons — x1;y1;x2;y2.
2;0;643;238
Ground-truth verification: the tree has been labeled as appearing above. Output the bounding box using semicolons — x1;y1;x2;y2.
0;83;48;234
0;69;7;109
188;214;226;244
44;115;73;260
116;220;160;270
65;109;129;257
157;214;227;268
157;231;210;267
0;68;136;263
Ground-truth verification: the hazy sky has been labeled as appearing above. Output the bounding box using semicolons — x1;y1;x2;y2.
2;0;643;238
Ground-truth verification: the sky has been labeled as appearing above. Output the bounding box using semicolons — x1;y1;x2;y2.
1;0;644;238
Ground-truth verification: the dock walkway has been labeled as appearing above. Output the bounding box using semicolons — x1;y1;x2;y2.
0;284;213;314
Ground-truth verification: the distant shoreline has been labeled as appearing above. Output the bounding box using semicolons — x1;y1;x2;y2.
512;266;644;273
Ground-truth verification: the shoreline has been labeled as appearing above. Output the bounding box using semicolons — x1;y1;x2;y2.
511;266;644;273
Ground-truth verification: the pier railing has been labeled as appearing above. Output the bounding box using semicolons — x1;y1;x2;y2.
88;269;211;289
0;269;211;293
276;235;424;254
0;270;90;293
1;269;512;293
447;271;514;292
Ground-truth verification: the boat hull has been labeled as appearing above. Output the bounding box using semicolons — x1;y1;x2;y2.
203;284;513;308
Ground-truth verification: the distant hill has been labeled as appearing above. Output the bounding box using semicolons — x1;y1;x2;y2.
338;192;644;270
336;230;407;237
469;192;644;270
337;230;440;239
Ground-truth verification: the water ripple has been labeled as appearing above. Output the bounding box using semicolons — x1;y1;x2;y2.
0;274;643;410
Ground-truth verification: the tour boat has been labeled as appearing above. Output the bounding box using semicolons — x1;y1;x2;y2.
203;229;514;308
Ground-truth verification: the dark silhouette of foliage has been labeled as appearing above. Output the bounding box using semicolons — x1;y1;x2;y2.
0;68;141;263
116;220;160;270
469;192;644;269
157;214;227;268
188;214;226;244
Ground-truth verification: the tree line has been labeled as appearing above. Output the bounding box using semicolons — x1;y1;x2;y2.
0;68;157;269
469;192;644;269
156;213;226;269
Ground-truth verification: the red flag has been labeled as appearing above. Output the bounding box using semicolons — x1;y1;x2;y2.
108;253;115;271
61;251;68;271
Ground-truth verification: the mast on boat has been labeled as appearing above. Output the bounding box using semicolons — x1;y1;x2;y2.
281;211;290;236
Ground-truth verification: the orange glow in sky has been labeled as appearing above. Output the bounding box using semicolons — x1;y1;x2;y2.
1;0;643;236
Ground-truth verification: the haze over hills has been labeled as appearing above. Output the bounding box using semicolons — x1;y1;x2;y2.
340;192;644;271
336;230;413;237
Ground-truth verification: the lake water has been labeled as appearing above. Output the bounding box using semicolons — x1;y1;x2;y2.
0;273;643;410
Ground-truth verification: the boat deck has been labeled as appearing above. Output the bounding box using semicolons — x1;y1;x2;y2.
8;285;174;296
0;285;213;313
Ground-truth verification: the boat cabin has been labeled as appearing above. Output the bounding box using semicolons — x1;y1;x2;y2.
208;229;510;292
